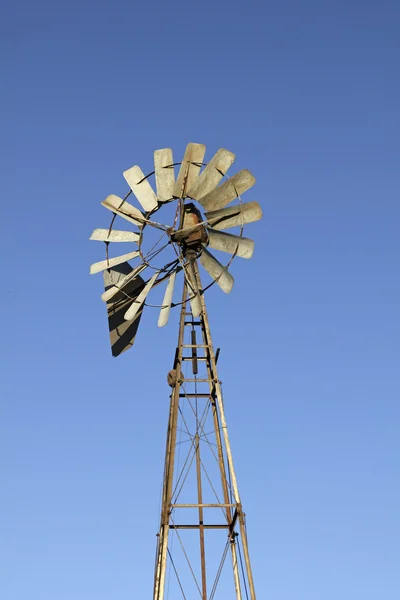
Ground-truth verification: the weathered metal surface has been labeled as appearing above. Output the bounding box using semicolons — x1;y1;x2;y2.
173;142;206;198
199;247;234;293
205;201;262;231
172;203;208;250
124;271;159;321
90;250;140;274
199;169;256;211
158;271;176;327
185;261;202;317
90;228;139;242
207;229;254;259
191;329;198;375
101;194;144;226
195;432;207;599
154;148;175;202
123;165;158;212
101;263;147;302
187;148;235;200
167;369;177;387
103;263;145;357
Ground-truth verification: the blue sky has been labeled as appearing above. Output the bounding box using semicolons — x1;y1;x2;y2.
1;0;399;598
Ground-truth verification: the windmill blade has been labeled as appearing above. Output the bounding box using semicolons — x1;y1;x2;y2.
199;247;234;293
199;169;256;211
187;148;235;201
101;263;147;302
154;148;175;202
124;272;159;321
90;251;140;275
158;272;176;327
184;263;202;317
90;229;140;242
206;201;262;231
103;264;146;357
173;142;206;198
123;165;158;212
190;293;202;317
207;229;254;259
102;194;144;226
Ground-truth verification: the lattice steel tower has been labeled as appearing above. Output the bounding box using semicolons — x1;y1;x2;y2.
89;143;261;598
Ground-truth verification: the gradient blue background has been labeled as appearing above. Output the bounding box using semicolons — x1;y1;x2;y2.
2;1;399;598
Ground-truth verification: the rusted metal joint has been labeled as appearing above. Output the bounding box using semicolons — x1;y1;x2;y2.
167;369;177;387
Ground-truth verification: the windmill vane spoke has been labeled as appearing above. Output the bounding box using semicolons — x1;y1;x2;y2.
89;143;261;598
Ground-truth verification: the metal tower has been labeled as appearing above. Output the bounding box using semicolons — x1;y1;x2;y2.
153;267;256;599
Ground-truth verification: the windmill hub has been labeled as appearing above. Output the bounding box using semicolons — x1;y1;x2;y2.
170;202;208;256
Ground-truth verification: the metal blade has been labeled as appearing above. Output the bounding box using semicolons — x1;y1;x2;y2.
158;271;176;327
154;148;175;202
199;247;234;293
199;169;256;211
190;293;202;317
123;165;158;212
103;263;145;357
184;263;202;317
124;272;159;321
187;148;235;200
90;229;139;242
90;251;140;274
101;263;147;302
101;194;144;226
206;201;262;231
173;143;206;198
207;229;254;259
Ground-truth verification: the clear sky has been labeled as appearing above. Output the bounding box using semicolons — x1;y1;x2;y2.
2;0;399;598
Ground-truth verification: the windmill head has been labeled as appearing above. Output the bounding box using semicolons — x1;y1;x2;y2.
89;143;262;356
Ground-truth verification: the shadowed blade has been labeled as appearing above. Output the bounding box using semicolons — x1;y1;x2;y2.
101;263;147;302
103;263;146;357
123;165;158;212
187;148;235;200
154;148;175;202
199;247;234;293
90;229;139;242
158;272;176;327
90;251;140;274
199;169;256;211
206;202;262;231
173;143;206;198
124;272;159;321
207;230;254;259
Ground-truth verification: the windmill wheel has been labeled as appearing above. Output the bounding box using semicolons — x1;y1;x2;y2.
89;143;262;356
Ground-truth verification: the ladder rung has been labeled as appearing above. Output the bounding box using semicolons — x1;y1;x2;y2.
182;344;208;348
181;356;207;361
172;503;235;508
181;378;216;383
184;321;202;325
179;394;211;398
169;524;228;530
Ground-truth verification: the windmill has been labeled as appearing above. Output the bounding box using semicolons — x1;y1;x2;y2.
90;143;262;599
